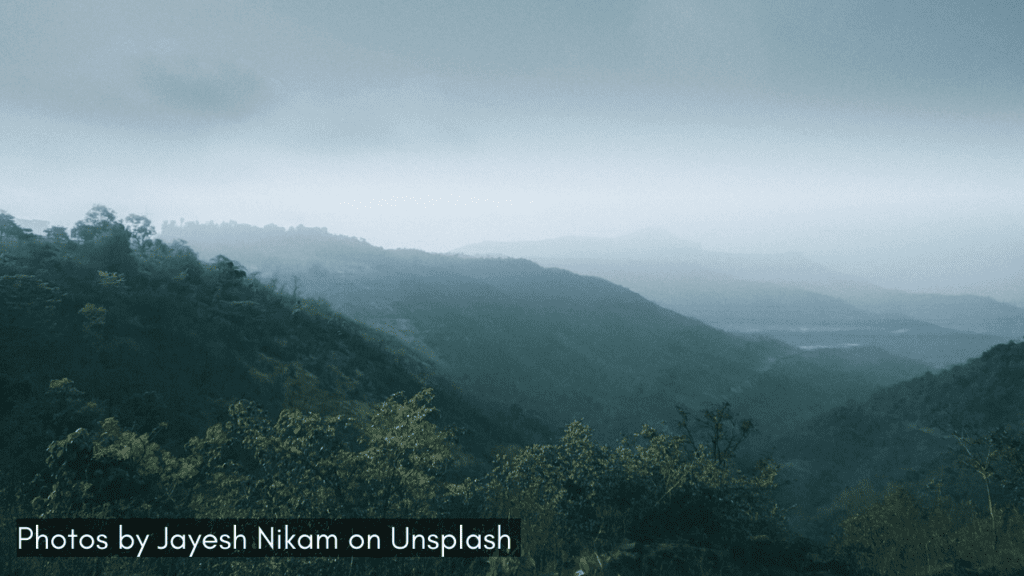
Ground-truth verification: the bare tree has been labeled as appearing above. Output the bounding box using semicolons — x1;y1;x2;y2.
675;401;754;464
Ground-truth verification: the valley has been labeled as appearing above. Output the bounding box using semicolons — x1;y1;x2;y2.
160;221;933;445
3;209;1022;576
455;232;1021;369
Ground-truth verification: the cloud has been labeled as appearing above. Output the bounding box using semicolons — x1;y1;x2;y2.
133;54;276;123
0;2;283;136
3;0;1020;143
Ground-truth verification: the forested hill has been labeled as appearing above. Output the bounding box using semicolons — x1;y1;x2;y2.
865;340;1024;432
767;339;1024;543
162;219;930;445
5;209;1023;575
0;208;556;491
0;207;862;576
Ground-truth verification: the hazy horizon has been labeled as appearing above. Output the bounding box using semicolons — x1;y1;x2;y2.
4;1;1022;302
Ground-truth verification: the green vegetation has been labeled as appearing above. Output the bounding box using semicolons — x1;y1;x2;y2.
482;252;1008;368
482;414;787;574
827;478;1024;575
160;220;931;448
3;207;1024;575
767;339;1024;574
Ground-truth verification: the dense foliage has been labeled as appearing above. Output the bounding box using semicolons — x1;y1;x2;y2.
160;220;931;449
826;478;1024;575
0;207;790;575
868;341;1024;434
3;207;1024;575
767;339;1024;574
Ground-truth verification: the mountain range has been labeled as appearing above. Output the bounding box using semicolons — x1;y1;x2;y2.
160;221;931;444
454;230;1023;368
4;208;1023;574
161;220;1024;543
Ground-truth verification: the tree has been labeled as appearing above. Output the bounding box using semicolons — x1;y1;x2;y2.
212;255;247;280
954;428;1002;553
482;417;783;572
349;388;461;518
0;275;65;381
33;415;198;519
44;226;70;243
952;423;1024;554
0;211;32;242
987;424;1024;508
70;205;121;243
69;206;137;275
135;238;203;285
183;399;356;520
124;214;156;251
178;389;467;521
674;401;754;465
828;476;1024;575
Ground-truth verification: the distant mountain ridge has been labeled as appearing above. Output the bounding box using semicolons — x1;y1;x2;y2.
161;220;930;445
453;230;1023;367
691;249;1024;338
14;218;51;234
5;208;1021;574
766;339;1024;540
459;227;702;261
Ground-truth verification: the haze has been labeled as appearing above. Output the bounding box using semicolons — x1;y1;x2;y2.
3;1;1022;303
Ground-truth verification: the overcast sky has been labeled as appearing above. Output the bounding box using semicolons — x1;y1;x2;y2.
2;1;1022;301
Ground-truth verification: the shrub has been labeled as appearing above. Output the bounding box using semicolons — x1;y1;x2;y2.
481;419;784;573
830;480;1024;575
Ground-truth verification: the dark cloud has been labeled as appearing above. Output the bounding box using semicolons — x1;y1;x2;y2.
2;0;1022;301
0;2;280;135
2;0;1020;136
134;54;275;122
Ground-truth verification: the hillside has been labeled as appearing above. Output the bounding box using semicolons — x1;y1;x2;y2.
454;232;1017;367
0;209;557;491
5;208;1024;575
517;257;1004;368
161;220;930;445
1;207;867;576
683;249;1024;338
767;340;1024;542
457;227;703;261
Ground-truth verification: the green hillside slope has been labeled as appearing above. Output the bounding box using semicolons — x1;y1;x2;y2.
0;209;557;491
162;220;930;446
456;233;1023;364
4;209;1022;575
768;341;1024;544
2;208;872;576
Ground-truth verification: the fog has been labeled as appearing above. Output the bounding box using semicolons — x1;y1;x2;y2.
3;1;1022;303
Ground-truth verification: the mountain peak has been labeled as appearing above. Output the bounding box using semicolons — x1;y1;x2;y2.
451;228;702;261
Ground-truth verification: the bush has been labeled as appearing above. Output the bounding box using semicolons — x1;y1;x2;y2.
481;419;784;573
830;480;1024;575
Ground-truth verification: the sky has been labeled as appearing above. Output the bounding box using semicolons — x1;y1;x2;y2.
2;1;1023;302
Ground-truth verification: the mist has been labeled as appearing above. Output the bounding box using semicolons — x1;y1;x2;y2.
3;0;1022;303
